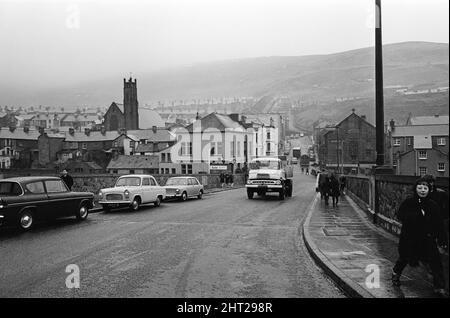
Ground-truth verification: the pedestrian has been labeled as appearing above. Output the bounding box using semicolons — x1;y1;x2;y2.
423;174;449;244
301;167;304;174
229;173;234;188
318;170;328;201
60;169;74;191
321;172;332;206
339;175;347;195
391;177;448;297
225;172;230;187
306;168;309;175
242;162;249;184
219;172;225;188
330;173;340;207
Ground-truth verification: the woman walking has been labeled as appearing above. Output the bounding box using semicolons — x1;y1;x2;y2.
330;174;340;207
391;177;448;297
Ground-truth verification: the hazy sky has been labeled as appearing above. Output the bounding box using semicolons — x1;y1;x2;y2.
0;0;448;90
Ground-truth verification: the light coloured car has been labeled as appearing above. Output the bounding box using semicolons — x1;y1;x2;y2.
98;175;166;212
163;177;204;201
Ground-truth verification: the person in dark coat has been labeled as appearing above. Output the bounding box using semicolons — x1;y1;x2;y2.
318;170;328;201
423;174;449;244
219;172;226;188
391;177;448;297
321;172;332;206
330;174;340;207
339;175;347;195
60;169;74;191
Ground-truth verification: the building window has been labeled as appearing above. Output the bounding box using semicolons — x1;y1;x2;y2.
237;141;241;157
161;153;166;162
438;163;445;172
418;150;427;160
393;138;401;146
181;164;187;174
407;137;412;146
419;167;427;176
113;170;118;174
129;169;135;174
187;164;193;174
167;153;171;163
172;168;176;174
82;143;87;150
437;138;446;146
267;142;271;152
165;168;169;174
267;132;271;140
160;169;164;174
393;159;398;166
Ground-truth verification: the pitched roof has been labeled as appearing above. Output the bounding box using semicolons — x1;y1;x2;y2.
413;135;433;149
64;131;122;142
185;113;244;132
61;114;99;122
107;155;159;169
127;129;175;142
407;115;449;126
0;128;41;140
392;125;449;137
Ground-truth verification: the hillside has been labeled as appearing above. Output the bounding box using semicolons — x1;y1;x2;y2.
1;41;448;130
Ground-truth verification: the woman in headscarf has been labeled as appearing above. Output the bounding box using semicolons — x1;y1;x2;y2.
391;177;448;297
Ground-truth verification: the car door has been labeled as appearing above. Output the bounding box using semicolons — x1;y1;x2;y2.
22;181;50;220
192;178;201;195
187;178;196;197
141;177;151;203
44;179;73;218
148;177;158;202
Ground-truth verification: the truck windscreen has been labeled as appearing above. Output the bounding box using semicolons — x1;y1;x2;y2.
249;161;280;170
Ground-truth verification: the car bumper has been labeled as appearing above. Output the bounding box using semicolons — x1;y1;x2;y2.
164;194;182;199
98;200;132;207
0;215;4;226
245;185;283;189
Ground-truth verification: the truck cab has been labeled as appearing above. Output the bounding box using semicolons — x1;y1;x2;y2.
245;157;293;200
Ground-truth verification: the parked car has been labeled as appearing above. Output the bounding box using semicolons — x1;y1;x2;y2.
98;175;166;212
0;176;94;231
163;177;204;201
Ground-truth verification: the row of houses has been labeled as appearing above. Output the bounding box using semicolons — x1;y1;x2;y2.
314;111;449;177
0;112;282;175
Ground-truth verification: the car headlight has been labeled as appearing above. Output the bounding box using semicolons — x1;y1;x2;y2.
275;180;281;185
175;189;180;193
124;190;130;199
98;191;103;198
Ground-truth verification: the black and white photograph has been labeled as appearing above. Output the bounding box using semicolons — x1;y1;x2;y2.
0;0;448;304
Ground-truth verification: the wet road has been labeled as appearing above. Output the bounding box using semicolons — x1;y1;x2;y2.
0;171;345;298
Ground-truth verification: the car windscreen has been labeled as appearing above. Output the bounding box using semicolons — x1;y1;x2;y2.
249;160;280;170
115;177;141;187
165;178;187;186
0;182;23;196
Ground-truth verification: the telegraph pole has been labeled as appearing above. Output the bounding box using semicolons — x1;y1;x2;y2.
375;0;385;166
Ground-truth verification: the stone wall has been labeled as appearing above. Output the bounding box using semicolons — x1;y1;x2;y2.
345;174;449;236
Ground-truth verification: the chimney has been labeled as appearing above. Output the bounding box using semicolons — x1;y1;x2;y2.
434;114;440;118
23;126;29;133
9;126;16;133
38;126;45;135
69;127;75;135
84;128;91;136
100;126;106;135
389;119;395;132
152;126;157;133
361;115;367;121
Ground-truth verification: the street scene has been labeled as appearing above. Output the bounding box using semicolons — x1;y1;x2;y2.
0;0;449;300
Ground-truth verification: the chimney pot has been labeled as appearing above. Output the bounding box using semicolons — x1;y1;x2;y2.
69;127;75;135
152;126;157;133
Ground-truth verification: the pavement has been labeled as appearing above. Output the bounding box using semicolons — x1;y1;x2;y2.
303;192;449;298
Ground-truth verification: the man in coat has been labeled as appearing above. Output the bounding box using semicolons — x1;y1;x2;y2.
60;169;74;191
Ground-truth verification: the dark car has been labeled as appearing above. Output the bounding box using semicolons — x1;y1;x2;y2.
0;176;94;231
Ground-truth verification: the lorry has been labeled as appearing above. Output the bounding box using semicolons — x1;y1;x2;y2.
245;157;293;200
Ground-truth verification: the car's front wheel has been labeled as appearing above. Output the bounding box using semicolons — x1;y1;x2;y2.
154;196;162;207
130;197;141;211
18;210;34;231
180;192;188;202
76;204;89;221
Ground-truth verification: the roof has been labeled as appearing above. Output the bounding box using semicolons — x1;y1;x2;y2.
1;176;60;183
392;125;449;137
407;115;449;126
139;108;166;129
64;131;122;142
108;102;124;113
65;161;103;170
185;113;245;132
61;114;99;122
0;128;41;140
107;155;159;169
127;129;176;142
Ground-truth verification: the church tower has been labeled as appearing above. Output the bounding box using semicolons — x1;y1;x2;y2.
123;77;139;130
